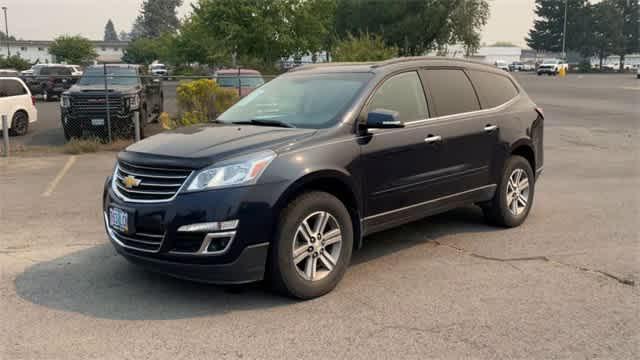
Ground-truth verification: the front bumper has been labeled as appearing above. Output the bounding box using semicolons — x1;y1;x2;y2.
103;176;284;284
537;68;557;74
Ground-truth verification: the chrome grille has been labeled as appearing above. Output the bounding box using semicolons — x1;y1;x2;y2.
71;93;123;114
113;160;192;202
112;229;165;252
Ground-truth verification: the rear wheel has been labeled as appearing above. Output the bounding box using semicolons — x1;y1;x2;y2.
482;155;535;227
9;111;29;136
269;192;353;299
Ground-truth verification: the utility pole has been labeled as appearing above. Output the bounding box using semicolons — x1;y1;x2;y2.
561;0;568;59
2;7;9;57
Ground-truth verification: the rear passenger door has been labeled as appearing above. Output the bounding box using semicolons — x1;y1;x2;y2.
418;68;498;195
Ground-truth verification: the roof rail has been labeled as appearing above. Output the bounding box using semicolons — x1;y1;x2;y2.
289;62;376;72
371;56;483;68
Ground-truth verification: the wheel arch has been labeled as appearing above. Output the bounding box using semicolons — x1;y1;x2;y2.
274;170;363;250
510;140;536;173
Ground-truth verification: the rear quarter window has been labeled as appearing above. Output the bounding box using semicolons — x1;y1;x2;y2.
0;79;28;97
421;69;480;117
467;70;519;109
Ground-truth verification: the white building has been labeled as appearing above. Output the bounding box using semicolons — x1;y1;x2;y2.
2;40;129;64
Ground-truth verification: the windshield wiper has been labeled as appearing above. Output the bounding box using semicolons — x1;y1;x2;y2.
232;119;295;128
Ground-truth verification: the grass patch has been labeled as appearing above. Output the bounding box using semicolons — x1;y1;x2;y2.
62;138;132;154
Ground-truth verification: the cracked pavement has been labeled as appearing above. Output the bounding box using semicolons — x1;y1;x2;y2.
1;74;639;359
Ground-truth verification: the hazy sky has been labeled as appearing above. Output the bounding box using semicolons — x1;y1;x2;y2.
1;0;536;47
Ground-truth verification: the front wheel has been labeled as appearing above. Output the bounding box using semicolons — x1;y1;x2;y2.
269;192;353;299
482;155;535;227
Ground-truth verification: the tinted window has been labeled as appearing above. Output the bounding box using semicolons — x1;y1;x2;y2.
421;69;480;117
40;67;72;76
78;67;139;86
368;71;428;123
0;79;27;97
467;70;519;108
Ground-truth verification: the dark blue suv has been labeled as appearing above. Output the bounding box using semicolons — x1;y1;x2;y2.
104;57;544;299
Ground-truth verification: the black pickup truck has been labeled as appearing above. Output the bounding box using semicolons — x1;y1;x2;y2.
60;64;164;140
23;65;79;101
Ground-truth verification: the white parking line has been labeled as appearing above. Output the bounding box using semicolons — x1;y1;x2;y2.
42;156;77;197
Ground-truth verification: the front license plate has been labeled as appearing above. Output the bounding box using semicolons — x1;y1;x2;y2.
91;118;105;126
109;207;129;233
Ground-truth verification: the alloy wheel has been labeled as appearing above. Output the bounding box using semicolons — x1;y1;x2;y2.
506;168;530;216
292;211;342;282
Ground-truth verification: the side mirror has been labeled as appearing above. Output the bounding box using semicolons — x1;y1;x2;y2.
365;109;404;129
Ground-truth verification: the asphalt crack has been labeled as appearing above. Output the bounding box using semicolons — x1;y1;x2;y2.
433;240;635;287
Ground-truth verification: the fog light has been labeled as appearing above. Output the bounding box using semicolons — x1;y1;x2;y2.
207;236;232;253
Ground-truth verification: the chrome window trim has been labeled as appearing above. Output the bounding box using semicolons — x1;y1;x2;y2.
363;184;497;221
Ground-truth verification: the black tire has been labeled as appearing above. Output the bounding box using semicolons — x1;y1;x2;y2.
269;191;353;299
482;155;535;228
9;111;29;136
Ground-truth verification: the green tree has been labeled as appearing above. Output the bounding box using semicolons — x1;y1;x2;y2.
334;0;490;56
0;55;31;71
589;0;624;68
0;31;15;41
332;33;398;62
614;0;640;69
131;0;183;39
104;19;119;41
191;0;336;67
49;35;98;65
122;37;160;64
526;0;591;54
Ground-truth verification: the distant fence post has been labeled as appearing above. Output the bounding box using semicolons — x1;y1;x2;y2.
133;112;141;142
103;63;112;142
2;114;9;157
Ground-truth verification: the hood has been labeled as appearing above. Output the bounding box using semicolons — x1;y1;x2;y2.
120;123;316;168
67;84;140;94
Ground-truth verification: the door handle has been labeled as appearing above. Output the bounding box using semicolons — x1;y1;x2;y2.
424;135;442;144
484;124;498;132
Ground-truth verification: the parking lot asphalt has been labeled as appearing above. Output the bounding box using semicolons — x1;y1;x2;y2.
1;74;639;359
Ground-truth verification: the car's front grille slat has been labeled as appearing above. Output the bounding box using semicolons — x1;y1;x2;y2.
113;161;192;202
70;95;123;114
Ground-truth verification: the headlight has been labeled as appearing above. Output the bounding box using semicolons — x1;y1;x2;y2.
60;95;70;108
126;94;140;110
185;150;276;192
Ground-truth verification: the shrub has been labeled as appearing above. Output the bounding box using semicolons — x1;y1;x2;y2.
176;79;239;125
333;33;398;62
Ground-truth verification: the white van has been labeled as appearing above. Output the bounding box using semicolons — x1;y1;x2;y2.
0;77;38;136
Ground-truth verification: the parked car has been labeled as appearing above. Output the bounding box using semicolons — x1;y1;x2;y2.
509;62;525;72
0;77;37;136
0;69;20;77
494;60;510;72
537;59;568;76
149;63;169;79
68;65;83;77
103;57;544;299
636;67;639;79
60;64;164;140
24;64;79;101
213;69;265;97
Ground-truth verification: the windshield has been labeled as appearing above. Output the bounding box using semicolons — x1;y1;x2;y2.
218;73;372;129
216;75;265;88
542;59;559;64
78;67;139;86
150;65;166;70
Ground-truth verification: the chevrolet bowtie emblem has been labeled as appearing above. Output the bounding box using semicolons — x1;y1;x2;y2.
122;175;142;188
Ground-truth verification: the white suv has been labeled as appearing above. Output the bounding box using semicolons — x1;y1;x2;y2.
0;77;38;136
